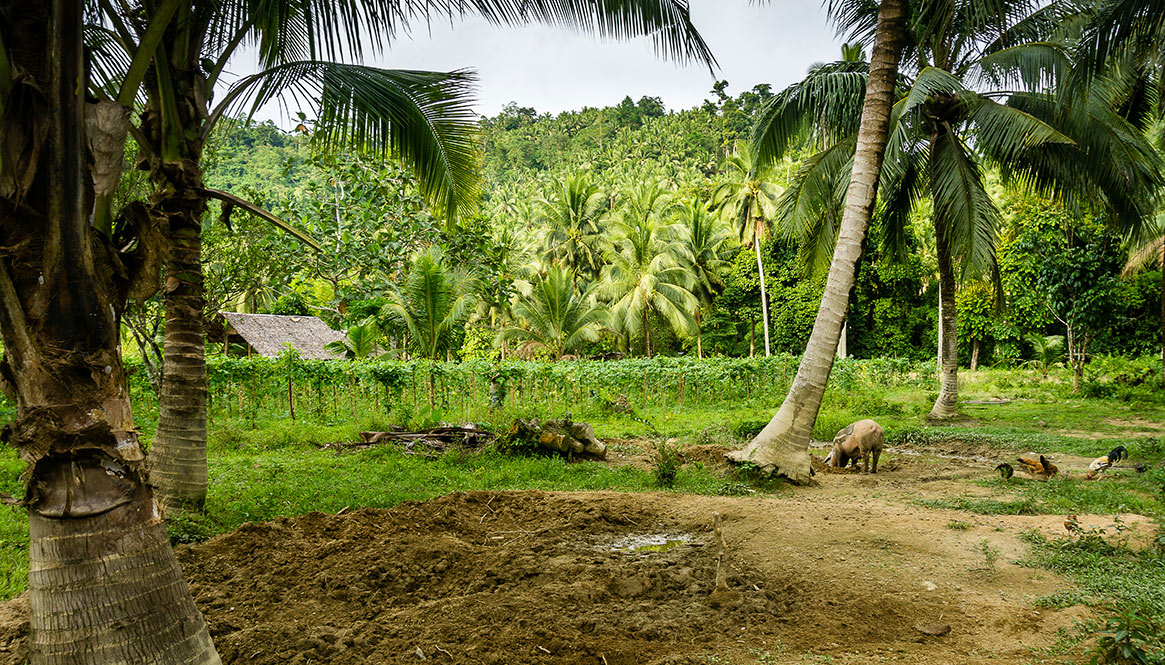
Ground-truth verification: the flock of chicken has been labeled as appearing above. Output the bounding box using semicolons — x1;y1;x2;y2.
993;445;1142;482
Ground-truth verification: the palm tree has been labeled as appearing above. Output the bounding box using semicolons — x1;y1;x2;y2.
498;266;610;360
326;318;383;359
382;247;478;361
676;198;736;357
0;3;219;662
536;173;610;282
600;181;696;356
725;0;909;484
83;1;713;511
710;141;782;356
753;0;1162;420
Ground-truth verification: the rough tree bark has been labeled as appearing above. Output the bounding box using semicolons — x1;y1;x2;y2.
0;2;220;662
727;0;907;484
146;72;212;511
929;214;959;419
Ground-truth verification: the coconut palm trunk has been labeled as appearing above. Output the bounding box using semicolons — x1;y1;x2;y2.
929;215;959;418
0;2;220;661
146;74;212;510
754;230;771;357
728;0;907;483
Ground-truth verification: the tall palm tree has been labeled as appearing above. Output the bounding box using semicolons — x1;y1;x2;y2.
710;142;782;356
0;3;219;662
752;0;1161;420
83;0;714;510
600;181;696;356
726;0;909;484
382;247;478;361
536;173;610;282
498;266;610;359
676;198;736;357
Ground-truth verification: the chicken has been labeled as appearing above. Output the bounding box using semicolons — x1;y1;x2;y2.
1017;455;1058;481
1064;514;1081;536
1134;462;1147;474
994;463;1014;482
1085;445;1128;480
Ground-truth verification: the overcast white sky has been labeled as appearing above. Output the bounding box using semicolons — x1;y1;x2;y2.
234;1;846;126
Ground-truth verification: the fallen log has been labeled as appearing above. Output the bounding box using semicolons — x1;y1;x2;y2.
505;417;607;459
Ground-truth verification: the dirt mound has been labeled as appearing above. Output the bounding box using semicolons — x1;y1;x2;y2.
0;486;1095;664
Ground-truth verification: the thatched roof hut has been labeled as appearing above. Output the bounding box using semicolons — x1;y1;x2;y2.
220;312;345;360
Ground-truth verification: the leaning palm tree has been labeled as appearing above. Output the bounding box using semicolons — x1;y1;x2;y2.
536;173;610;282
325;317;384;359
676;198;736;357
498;266;610;360
382;247;478;361
84;1;713;511
753;0;1162;420
710;141;782;356
725;0;908;483
599;181;696;356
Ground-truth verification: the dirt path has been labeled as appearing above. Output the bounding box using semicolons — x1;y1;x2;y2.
0;440;1153;664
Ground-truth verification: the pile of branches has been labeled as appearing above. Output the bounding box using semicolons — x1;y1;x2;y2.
322;425;494;456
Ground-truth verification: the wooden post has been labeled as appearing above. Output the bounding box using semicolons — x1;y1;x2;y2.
288;376;295;421
713;512;729;593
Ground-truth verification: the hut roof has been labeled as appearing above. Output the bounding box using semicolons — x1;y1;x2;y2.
220;312;345;360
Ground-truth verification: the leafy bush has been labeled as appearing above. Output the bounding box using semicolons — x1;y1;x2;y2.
652;439;683;488
1086;609;1164;665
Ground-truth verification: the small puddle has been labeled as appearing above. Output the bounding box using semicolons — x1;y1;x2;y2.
608;533;692;554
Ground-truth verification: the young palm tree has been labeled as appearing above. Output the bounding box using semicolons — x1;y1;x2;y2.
725;0;909;483
536;173;610;282
752;0;1161;420
382;247;478;361
710;142;781;356
600;181;696;357
82;0;713;510
0;3;219;662
325;317;383;359
676;198;736;357
498;266;610;360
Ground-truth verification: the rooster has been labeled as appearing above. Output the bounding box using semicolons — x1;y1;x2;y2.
1085;445;1128;480
1017;455;1058;481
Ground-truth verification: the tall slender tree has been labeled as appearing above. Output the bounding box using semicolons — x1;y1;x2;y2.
0;1;219;661
726;0;908;483
751;0;1162;421
710;142;781;356
83;0;714;510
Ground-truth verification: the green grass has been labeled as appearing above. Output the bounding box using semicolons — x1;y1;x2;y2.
1019;527;1165;622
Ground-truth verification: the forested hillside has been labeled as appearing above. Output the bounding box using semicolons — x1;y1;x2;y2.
183;80;1161;370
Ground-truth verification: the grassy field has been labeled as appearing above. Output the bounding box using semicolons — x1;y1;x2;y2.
0;363;1164;660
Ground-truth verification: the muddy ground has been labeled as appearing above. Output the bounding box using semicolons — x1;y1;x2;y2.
0;439;1156;664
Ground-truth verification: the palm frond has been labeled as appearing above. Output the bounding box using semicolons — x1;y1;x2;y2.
751;61;869;167
212;63;481;221
929;124;1000;278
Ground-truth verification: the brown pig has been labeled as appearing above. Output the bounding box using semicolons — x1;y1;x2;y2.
824;419;884;474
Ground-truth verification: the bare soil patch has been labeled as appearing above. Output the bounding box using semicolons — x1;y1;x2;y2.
0;438;1155;664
